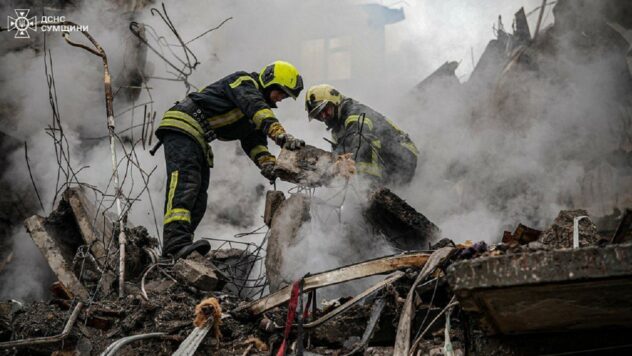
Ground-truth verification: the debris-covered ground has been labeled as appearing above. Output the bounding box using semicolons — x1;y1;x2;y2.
1;0;632;355
1;182;632;355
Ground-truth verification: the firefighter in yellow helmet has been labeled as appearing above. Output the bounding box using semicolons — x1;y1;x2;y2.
155;61;305;259
305;84;419;186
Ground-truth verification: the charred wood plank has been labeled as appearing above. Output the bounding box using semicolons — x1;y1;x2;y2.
235;251;430;316
304;271;404;329
394;247;455;356
365;188;440;250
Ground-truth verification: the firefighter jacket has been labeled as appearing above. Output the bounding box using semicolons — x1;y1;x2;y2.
156;71;286;168
330;97;419;183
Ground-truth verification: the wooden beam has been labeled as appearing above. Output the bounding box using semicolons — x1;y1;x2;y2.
234;251;430;316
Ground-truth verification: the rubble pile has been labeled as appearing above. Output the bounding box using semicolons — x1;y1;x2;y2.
1;182;631;355
0;1;631;355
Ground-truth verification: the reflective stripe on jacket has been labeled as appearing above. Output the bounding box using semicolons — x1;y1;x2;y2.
331;97;419;179
156;71;279;167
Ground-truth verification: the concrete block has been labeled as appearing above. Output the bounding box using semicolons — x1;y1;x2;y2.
173;257;220;292
448;242;632;334
24;215;89;300
265;194;311;292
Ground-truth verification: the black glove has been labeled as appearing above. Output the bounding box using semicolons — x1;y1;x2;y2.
260;162;277;183
275;133;305;151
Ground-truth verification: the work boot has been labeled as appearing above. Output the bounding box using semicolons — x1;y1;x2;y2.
173;240;211;261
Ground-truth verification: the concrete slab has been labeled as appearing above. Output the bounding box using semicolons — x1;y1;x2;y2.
24;216;90;300
265;194;311;291
63;187;116;268
447;243;632;334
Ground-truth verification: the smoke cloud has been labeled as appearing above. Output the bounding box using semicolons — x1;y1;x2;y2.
0;0;630;299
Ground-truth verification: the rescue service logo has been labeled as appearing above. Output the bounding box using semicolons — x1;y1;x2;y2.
7;9;88;39
7;9;35;39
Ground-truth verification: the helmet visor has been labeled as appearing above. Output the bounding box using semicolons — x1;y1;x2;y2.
308;101;329;121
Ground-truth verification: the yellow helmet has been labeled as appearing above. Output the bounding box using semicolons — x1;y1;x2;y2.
259;61;304;99
305;84;343;121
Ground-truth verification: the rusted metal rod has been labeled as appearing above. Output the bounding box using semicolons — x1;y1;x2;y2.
533;0;547;41
37;21;127;297
0;302;83;349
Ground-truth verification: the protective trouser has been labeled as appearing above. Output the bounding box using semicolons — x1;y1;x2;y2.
161;131;210;256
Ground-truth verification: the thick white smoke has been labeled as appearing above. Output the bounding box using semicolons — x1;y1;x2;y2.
0;0;629;299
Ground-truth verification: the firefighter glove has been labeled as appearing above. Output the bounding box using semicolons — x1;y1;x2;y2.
260;161;277;182
276;133;305;151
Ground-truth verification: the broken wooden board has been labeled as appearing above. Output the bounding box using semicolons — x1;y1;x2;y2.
393;247;455;356
24;215;89;300
365;188;440;250
235;251;430;316
275;145;355;187
63;187;116;268
304;271;404;329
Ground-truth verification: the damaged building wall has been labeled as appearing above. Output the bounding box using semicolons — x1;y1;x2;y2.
393;0;632;242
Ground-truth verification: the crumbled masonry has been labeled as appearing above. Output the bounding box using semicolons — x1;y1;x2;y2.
275;145;356;187
1;0;632;355
2;184;631;355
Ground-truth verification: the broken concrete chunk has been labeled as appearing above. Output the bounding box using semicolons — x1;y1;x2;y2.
539;209;600;248
275;145;355;187
448;242;632;335
365;188;440;251
63;187;117;268
265;194;311;292
173;254;221;292
502;224;542;245
263;190;285;227
24;215;90;300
